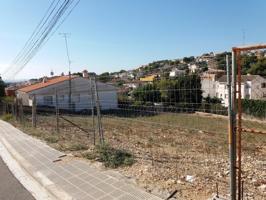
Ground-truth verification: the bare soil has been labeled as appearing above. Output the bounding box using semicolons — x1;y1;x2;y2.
9;112;266;200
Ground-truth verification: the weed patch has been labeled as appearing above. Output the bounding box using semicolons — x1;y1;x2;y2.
96;144;134;168
44;135;59;143
1;114;13;122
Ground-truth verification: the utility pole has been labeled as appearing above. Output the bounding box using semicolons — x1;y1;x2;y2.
59;32;72;110
242;29;246;45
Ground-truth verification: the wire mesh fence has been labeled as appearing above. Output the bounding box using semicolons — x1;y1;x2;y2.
0;73;265;199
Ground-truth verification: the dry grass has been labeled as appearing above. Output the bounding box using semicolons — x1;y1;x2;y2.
9;112;266;199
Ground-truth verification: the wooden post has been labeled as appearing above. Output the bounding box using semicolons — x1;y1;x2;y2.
11;102;15;117
32;95;37;128
55;90;59;133
89;77;96;145
19;98;24;124
93;77;104;144
14;98;18;121
2;102;6;115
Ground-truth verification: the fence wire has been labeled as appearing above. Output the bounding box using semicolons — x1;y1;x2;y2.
0;73;265;200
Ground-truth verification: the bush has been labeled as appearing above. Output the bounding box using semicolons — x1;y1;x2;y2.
95;144;134;168
242;99;266;118
67;143;88;151
44;135;59;143
1;114;13;121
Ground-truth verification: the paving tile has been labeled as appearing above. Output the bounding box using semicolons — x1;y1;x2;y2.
78;183;96;193
118;194;140;200
55;168;73;179
83;174;102;185
79;195;95;200
105;177;117;185
109;189;123;198
95;182;116;193
91;172;109;181
98;195;115;200
0;121;162;200
89;188;106;199
68;176;86;186
72;190;88;200
63;163;85;175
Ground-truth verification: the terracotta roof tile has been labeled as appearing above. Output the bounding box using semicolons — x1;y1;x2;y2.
18;76;75;93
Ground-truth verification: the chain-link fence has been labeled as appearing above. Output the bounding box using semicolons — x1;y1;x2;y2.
0;72;265;199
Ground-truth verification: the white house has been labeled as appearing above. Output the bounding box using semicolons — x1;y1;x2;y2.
188;64;200;73
16;75;118;111
169;68;186;77
216;75;266;106
201;69;226;98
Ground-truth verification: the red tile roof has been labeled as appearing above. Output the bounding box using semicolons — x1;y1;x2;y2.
18;76;75;93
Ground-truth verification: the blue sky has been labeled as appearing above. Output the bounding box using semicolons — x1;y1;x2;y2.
0;0;266;80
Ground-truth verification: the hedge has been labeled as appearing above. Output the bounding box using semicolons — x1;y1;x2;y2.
242;99;266;118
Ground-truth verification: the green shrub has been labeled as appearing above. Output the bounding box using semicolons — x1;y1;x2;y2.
96;144;134;168
44;135;59;143
1;114;13;121
67;143;88;151
82;151;97;160
242;99;266;118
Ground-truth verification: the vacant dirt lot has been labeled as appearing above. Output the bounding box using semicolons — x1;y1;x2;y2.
9;112;266;199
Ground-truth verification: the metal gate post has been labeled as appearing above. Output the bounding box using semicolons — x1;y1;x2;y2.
236;51;242;200
229;51;237;200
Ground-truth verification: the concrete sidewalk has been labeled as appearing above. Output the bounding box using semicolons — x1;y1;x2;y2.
0;120;162;200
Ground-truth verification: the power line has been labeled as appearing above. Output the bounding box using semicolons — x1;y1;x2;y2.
5;0;60;73
4;0;80;79
59;32;71;72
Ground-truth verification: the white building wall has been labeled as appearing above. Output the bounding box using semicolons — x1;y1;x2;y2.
19;77;118;111
217;82;246;107
201;79;216;98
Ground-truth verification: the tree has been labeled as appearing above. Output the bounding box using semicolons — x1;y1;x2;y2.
98;72;111;82
248;58;266;76
132;84;160;104
0;77;5;98
240;54;258;74
183;56;195;63
215;52;231;70
132;75;202;108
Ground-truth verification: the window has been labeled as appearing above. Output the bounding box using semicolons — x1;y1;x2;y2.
225;94;227;99
43;96;53;105
220;94;223;98
262;83;266;88
245;94;250;99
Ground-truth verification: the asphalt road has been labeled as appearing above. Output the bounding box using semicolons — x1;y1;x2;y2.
0;157;35;200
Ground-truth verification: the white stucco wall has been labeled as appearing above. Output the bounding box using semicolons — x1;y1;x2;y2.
201;79;216;98
18;77;118;111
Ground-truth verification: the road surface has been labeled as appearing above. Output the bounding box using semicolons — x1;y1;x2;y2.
0;157;35;200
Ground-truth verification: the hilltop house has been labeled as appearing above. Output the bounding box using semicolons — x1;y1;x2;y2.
202;73;266;106
216;75;266;106
169;68;186;77
16;75;118;111
201;69;226;98
139;74;159;83
188;64;200;73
